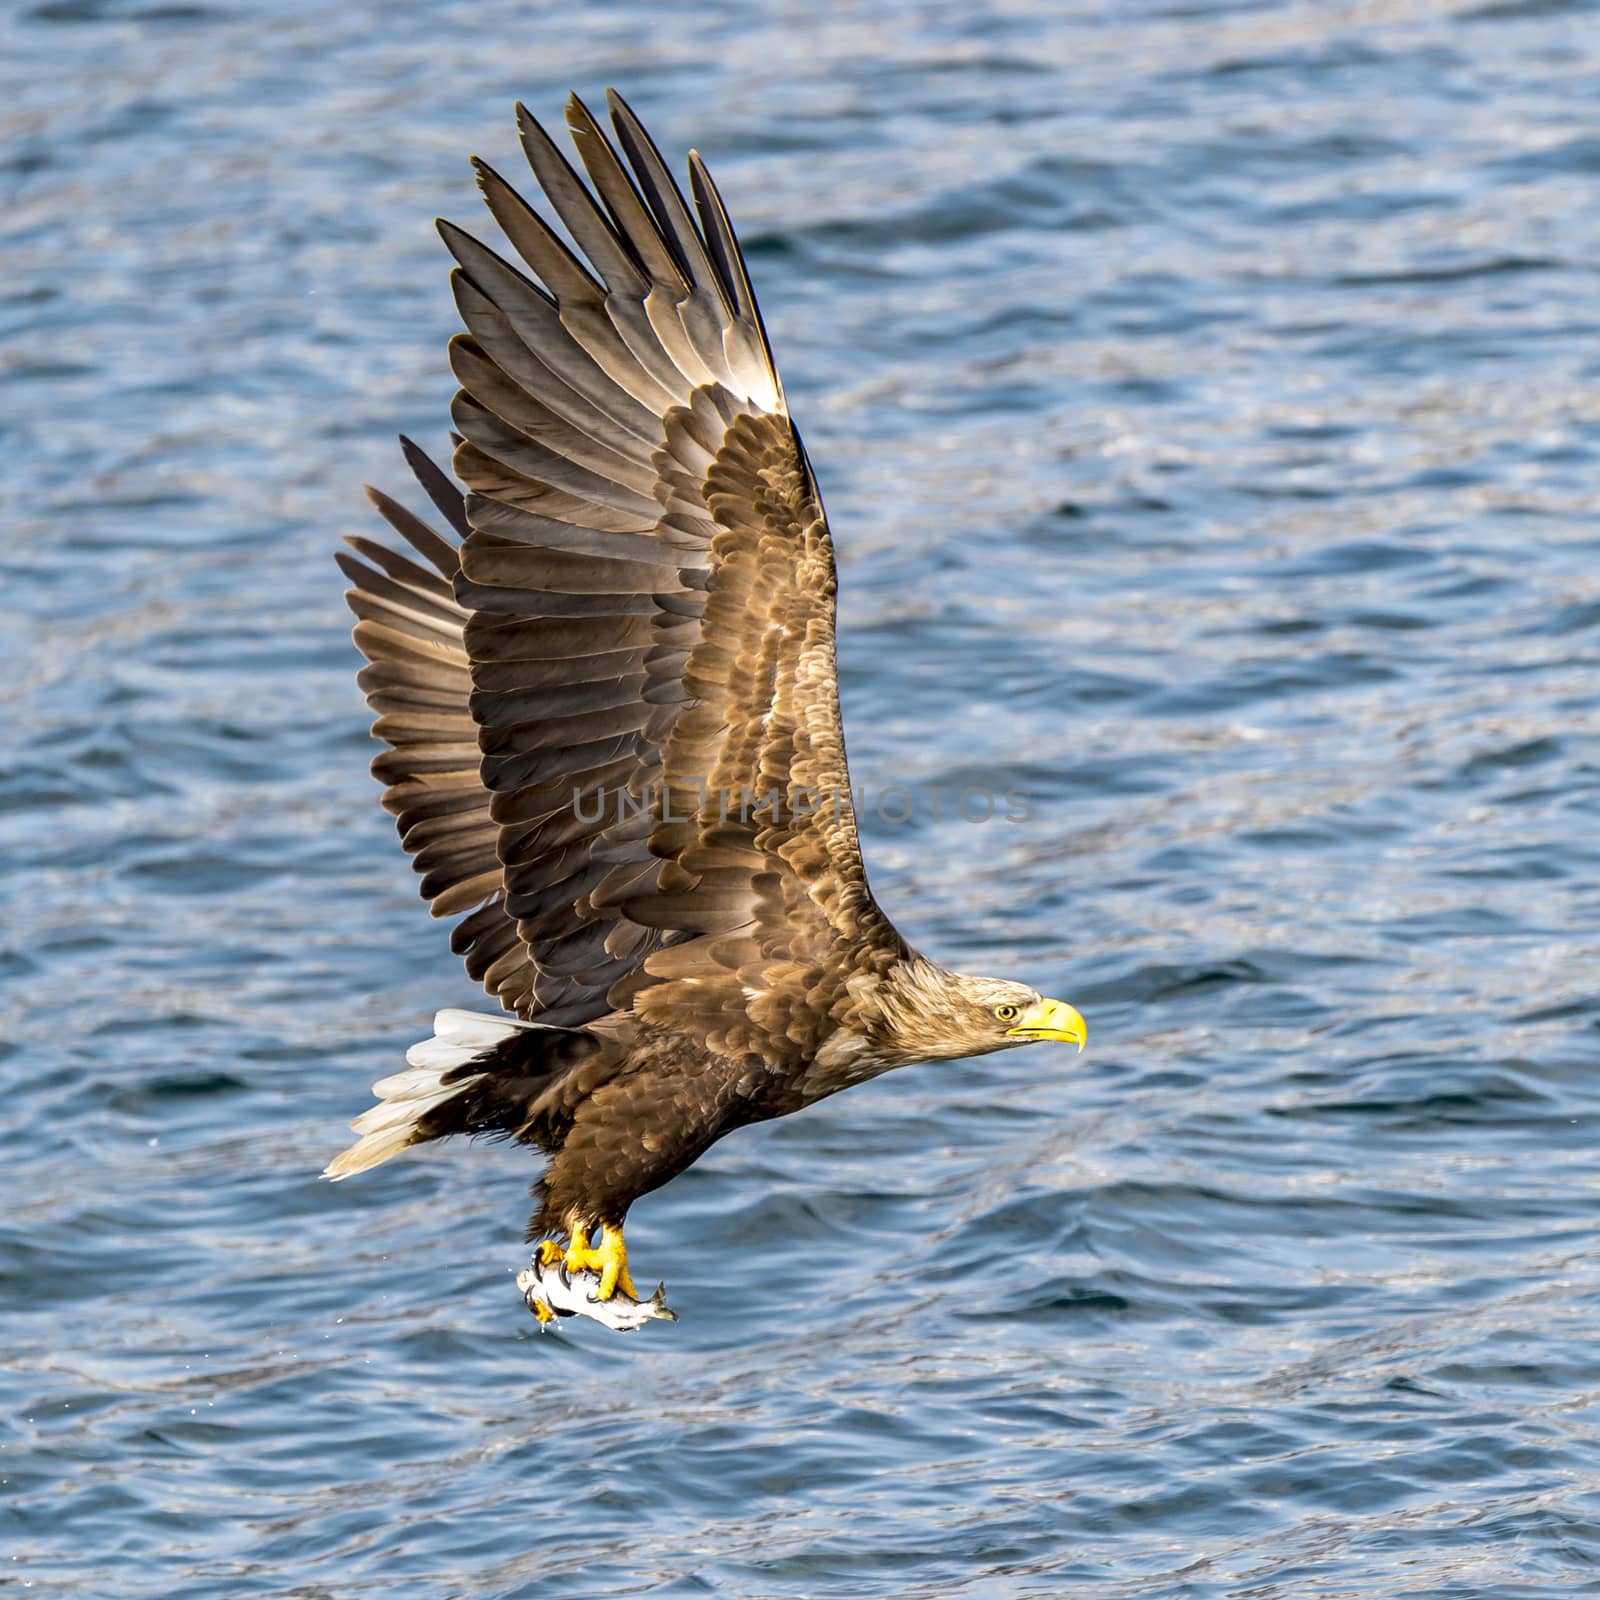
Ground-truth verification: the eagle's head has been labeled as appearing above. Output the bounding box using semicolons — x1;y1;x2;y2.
870;960;1087;1067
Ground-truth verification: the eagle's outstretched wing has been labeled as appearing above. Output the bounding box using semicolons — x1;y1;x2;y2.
342;92;906;1061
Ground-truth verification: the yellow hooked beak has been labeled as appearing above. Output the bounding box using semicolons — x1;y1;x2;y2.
1006;997;1087;1051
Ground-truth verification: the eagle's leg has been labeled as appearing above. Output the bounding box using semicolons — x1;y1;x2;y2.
560;1222;589;1275
563;1221;639;1301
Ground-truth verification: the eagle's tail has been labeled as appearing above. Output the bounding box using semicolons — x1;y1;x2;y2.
321;1008;542;1180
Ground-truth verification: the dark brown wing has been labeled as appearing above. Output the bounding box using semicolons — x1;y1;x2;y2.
348;90;906;1052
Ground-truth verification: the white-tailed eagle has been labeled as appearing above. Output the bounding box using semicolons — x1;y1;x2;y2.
325;92;1086;1325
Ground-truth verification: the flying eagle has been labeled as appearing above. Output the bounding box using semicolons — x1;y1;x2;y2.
325;91;1086;1321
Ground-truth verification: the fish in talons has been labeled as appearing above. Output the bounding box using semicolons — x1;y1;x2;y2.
516;1257;678;1333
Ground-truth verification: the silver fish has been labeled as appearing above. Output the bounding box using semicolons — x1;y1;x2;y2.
515;1257;678;1333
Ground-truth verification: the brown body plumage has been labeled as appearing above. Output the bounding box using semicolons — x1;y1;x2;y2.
325;92;1085;1318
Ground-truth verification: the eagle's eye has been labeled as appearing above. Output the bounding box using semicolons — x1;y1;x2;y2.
995;1003;1021;1023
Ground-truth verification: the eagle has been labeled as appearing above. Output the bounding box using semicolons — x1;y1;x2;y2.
325;91;1086;1320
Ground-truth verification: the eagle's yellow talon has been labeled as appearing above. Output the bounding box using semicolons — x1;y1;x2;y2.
562;1222;637;1301
535;1238;564;1268
528;1296;556;1325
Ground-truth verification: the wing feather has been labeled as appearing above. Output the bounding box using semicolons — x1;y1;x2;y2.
343;453;549;1011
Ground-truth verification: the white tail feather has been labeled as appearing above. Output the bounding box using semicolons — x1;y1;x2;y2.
400;1038;485;1073
321;1009;531;1181
433;1008;536;1047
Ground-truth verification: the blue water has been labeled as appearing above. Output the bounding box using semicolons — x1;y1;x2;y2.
6;1;1600;1594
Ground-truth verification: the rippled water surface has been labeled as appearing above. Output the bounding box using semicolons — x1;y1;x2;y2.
7;1;1600;1594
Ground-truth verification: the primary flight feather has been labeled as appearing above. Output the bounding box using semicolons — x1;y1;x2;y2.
327;91;1086;1326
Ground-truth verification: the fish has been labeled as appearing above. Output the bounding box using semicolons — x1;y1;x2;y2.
515;1257;678;1333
